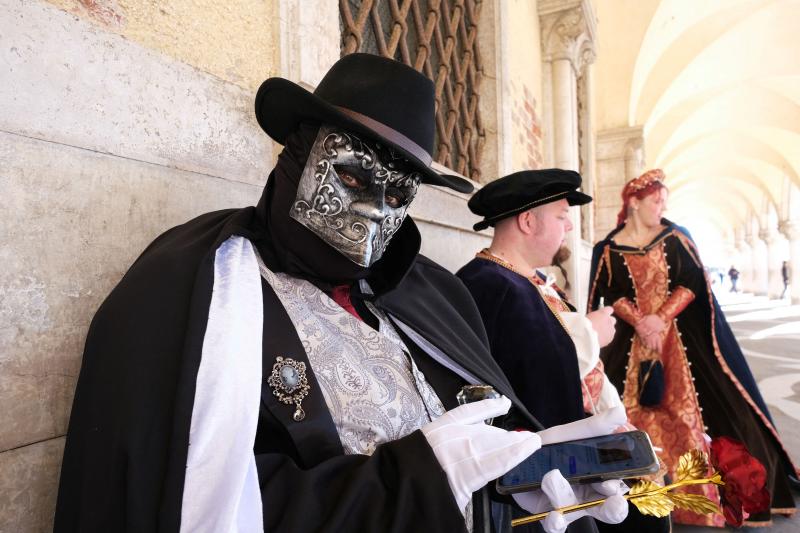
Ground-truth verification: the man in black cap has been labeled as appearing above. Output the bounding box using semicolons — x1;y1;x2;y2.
458;170;678;532
458;170;622;430
54;56;628;533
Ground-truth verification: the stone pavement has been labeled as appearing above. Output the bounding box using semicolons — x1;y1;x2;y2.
674;293;800;532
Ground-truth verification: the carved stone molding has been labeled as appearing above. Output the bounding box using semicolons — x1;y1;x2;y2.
744;226;757;247
735;238;750;252
779;220;800;241
758;228;775;245
576;39;597;74
539;0;597;73
596;126;644;170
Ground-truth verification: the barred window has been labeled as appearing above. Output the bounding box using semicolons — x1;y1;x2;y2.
340;0;485;182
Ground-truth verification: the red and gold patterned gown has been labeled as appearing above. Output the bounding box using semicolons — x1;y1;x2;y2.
589;223;797;527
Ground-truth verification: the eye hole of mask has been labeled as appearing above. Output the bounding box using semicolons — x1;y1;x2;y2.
333;165;370;190
384;187;409;209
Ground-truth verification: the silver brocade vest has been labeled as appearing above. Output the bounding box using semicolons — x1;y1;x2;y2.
258;261;446;456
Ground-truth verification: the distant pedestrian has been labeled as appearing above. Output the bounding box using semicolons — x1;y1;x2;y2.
728;265;740;292
781;261;790;298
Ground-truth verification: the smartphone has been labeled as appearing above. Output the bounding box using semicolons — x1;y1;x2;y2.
496;430;659;494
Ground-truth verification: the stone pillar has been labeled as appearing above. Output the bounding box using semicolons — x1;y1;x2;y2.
594;127;644;240
732;229;749;293
749;229;769;296
539;0;596;310
779;220;800;302
741;227;752;292
578;60;596;245
760;227;782;298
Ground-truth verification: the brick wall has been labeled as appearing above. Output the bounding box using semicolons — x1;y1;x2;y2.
511;80;544;171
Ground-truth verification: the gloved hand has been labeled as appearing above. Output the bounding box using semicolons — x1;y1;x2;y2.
512;470;629;533
421;397;541;515
537;406;627;445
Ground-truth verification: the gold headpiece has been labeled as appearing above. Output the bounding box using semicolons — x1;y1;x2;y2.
625;169;665;195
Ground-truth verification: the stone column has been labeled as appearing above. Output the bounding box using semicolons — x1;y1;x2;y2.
779;220;800;302
539;0;597;310
595;127;645;239
759;227;782;298
749;229;769;296
578;60;596;245
733;229;750;293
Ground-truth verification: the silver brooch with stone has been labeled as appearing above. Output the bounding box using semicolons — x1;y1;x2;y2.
267;356;310;421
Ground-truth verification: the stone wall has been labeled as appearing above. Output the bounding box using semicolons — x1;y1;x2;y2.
507;0;546;173
511;82;545;170
1;1;277;530
0;1;494;530
594;126;645;240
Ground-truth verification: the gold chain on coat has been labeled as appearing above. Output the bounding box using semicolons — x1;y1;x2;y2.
475;249;571;335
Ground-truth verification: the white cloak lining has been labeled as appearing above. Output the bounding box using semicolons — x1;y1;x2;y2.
181;236;264;533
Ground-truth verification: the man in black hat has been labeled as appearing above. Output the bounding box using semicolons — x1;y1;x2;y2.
458;170;622;430
54;56;628;533
457;170;678;532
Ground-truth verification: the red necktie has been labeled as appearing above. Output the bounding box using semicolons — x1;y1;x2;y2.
330;285;362;321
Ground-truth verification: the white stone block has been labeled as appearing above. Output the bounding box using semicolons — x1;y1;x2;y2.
0;0;274;186
0;130;260;452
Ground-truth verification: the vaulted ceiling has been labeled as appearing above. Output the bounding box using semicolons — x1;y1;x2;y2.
593;0;800;256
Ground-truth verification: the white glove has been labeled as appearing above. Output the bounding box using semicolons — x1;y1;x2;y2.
537;406;627;445
512;470;629;533
421;397;541;515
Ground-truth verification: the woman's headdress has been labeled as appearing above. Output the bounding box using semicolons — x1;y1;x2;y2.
623;169;664;196
617;169;666;226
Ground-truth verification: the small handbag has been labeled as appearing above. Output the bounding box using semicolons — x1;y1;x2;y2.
638;360;665;407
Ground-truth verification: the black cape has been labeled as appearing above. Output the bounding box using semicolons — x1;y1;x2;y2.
54;176;544;533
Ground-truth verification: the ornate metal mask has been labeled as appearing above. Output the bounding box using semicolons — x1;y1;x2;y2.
290;125;422;267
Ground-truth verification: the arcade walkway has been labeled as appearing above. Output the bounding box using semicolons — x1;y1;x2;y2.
675;294;800;532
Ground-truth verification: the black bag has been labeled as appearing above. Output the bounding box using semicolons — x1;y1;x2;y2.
638;360;665;407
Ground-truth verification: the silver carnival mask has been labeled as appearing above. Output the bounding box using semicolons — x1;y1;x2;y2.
290;125;422;267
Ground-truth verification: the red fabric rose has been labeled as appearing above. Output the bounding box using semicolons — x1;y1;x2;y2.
710;436;771;527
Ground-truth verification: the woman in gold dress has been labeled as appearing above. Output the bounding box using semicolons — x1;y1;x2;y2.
588;169;797;527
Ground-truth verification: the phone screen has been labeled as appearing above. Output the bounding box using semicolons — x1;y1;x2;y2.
498;431;656;492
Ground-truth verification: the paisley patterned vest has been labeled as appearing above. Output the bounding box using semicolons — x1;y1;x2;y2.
258;261;446;456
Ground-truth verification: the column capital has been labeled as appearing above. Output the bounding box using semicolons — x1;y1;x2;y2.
539;0;597;73
758;228;775;245
779;220;800;241
734;234;749;251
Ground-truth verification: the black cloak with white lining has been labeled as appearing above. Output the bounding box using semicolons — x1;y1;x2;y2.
53;157;556;532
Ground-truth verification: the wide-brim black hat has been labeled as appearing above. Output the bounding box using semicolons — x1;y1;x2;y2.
255;53;473;194
469;169;592;231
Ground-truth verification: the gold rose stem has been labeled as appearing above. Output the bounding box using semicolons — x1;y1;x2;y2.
511;477;721;527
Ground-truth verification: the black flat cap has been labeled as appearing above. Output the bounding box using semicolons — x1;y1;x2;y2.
468;169;592;231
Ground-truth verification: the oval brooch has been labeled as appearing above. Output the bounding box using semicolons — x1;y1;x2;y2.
268;357;311;421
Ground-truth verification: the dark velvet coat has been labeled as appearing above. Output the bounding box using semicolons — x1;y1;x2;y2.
54;177;545;533
457;258;585;430
458;258;605;533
